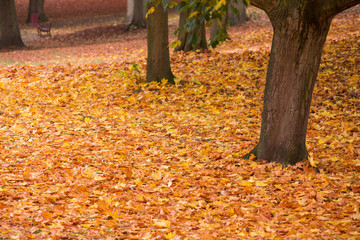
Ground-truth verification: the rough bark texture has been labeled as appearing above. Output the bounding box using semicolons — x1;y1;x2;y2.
250;13;331;165
174;9;207;52
146;1;175;84
245;0;360;165
26;0;48;23
0;0;24;49
131;0;146;28
228;0;248;26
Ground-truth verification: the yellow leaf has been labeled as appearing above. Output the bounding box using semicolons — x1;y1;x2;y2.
135;178;143;187
351;213;360;220
151;170;162;180
171;40;181;48
165;232;177;239
146;7;155;18
255;181;268;187
84;116;92;123
308;153;318;168
21;111;32;117
188;11;199;19
214;0;226;10
286;230;297;235
241;181;253;187
161;78;168;85
153;219;171;228
179;161;189;168
274;184;285;191
249;154;256;161
62;142;71;148
107;210;121;220
10;123;27;134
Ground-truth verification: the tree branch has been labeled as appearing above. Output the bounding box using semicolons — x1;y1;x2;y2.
318;0;360;18
250;0;277;12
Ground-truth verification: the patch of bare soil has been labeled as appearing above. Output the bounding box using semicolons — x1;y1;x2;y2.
18;10;183;50
0;12;181;65
31;24;130;49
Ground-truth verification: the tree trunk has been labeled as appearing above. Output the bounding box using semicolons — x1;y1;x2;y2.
126;0;134;23
26;0;48;23
131;0;146;28
210;19;220;42
146;1;175;84
245;2;332;165
174;9;207;52
0;0;24;49
228;0;248;26
210;2;229;47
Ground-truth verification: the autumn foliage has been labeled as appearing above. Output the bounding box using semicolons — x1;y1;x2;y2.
0;4;359;240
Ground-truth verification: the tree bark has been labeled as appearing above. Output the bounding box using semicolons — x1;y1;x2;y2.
126;0;134;23
131;0;146;28
210;3;229;44
174;9;207;52
244;1;359;165
0;0;24;49
146;1;175;84
26;0;48;23
228;0;248;26
248;22;331;165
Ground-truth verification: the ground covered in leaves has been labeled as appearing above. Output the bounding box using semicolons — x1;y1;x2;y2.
0;4;359;240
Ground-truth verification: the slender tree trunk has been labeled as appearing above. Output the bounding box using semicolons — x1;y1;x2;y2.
245;3;332;165
146;1;175;84
26;0;48;23
131;0;146;28
0;0;24;49
228;0;248;26
174;9;207;52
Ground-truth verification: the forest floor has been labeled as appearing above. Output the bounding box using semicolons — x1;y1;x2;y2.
0;2;359;240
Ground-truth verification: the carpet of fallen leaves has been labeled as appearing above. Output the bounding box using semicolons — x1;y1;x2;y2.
0;4;359;240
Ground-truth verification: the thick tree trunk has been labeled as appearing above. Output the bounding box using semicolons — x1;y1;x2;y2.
228;0;248;26
131;0;146;28
243;0;360;165
26;0;48;23
146;1;175;84
174;9;207;52
245;3;332;165
0;0;24;49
